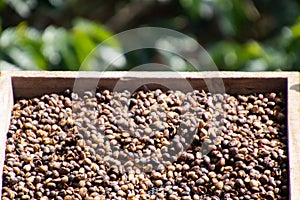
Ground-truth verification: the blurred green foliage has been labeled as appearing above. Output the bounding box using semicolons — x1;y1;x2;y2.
0;0;299;71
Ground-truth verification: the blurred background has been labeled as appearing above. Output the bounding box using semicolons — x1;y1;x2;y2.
0;0;299;71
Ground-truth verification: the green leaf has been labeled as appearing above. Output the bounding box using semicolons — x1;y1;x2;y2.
291;22;300;39
0;60;21;70
245;41;262;57
41;26;79;70
15;23;48;70
0;23;47;70
0;0;5;10
7;47;40;70
6;0;37;18
73;18;117;47
71;28;95;68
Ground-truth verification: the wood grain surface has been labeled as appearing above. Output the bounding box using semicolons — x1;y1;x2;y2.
287;73;300;199
0;71;299;199
0;74;13;196
4;71;290;98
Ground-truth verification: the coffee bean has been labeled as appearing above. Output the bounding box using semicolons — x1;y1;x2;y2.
2;89;288;199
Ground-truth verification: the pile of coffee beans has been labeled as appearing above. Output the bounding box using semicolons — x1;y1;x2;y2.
2;88;288;199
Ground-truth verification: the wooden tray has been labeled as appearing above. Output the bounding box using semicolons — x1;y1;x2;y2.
0;71;299;199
